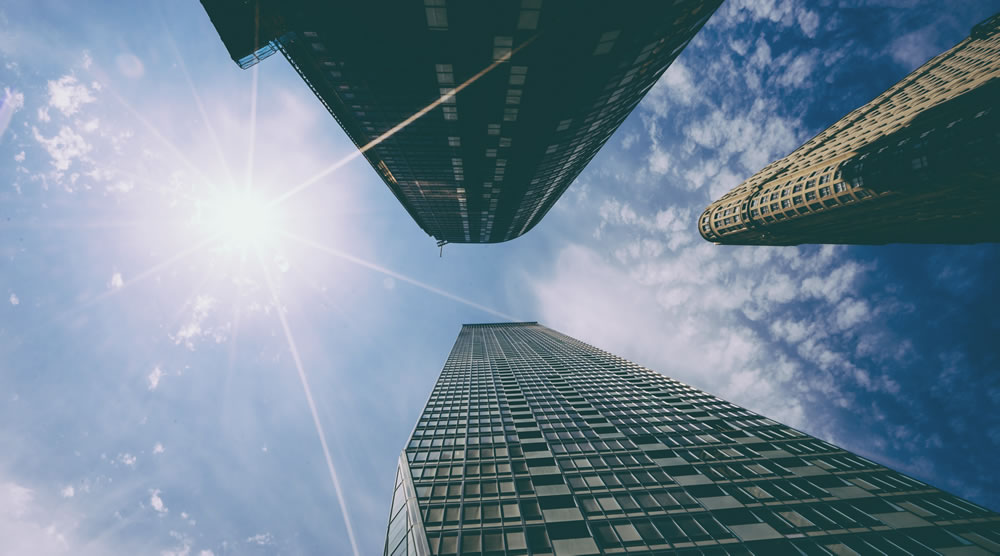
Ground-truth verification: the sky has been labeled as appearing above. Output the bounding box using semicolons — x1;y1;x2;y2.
1;1;999;554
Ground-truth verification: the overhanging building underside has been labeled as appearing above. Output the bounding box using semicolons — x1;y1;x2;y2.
201;0;721;243
699;12;1000;246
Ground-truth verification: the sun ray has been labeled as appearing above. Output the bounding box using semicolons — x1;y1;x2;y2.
0;219;164;231
269;35;539;207
245;63;260;192
161;15;237;188
257;251;360;556
48;234;219;327
220;283;244;425
282;231;520;322
92;79;217;192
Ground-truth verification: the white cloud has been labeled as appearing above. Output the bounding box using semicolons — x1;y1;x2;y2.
106;180;134;193
109;272;123;290
659;60;696;106
59;486;74;499
795;7;820;38
9;293;19;306
1;87;25;138
37;107;50;122
639;60;695;122
834;297;870;330
150;489;167;514
718;0;820;38
647;146;670;175
889;25;940;69
116;453;136;468
147;366;164;391
14;151;25;162
159;532;213;556
527;243;808;429
0;480;72;555
749;37;772;70
800;260;864;303
2;87;24;112
620;132;638;150
729;38;749;56
171;295;219;350
153;443;164;455
247;533;273;546
684;99;801;178
775;49;819;88
47;76;94;117
33;126;91;171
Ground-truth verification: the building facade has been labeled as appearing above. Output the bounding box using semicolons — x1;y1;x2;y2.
699;13;1000;246
200;0;721;243
385;322;1000;555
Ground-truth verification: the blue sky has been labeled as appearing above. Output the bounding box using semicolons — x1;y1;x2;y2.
2;1;999;554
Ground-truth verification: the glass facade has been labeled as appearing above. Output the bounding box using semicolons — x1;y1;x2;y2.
200;0;722;243
387;322;1000;555
700;11;1000;246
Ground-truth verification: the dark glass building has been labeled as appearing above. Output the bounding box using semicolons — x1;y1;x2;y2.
699;12;1000;246
200;0;721;243
385;322;1000;555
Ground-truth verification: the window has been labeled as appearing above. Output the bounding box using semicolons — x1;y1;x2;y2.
425;0;448;30
593;30;620;55
493;36;513;61
509;66;527;86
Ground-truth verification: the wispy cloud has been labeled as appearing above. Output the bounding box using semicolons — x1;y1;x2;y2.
150;489;167;514
46;75;95;117
1;86;25;138
148;366;164;391
32;125;91;171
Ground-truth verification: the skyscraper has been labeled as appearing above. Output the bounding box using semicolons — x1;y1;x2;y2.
699;13;1000;246
384;322;1000;555
200;0;721;243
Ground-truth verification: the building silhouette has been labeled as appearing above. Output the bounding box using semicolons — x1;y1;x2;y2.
385;322;1000;555
699;13;1000;246
200;0;721;243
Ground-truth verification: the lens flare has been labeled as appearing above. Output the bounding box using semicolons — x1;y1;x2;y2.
198;189;281;250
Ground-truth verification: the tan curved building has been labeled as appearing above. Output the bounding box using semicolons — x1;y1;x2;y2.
699;13;1000;246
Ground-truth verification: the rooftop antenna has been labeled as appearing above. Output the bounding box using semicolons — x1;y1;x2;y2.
437;239;448;257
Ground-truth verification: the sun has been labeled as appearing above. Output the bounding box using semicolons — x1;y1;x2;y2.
197;188;282;250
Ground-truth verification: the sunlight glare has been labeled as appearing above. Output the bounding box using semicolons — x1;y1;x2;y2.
199;189;281;250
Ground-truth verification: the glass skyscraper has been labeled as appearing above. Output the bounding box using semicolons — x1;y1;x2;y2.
200;0;721;243
385;322;1000;555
